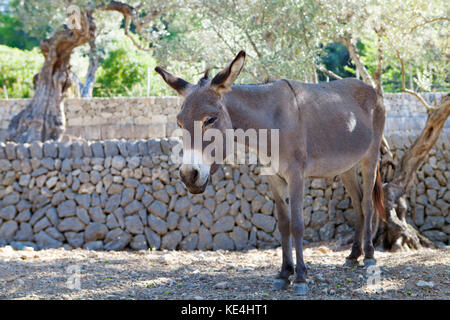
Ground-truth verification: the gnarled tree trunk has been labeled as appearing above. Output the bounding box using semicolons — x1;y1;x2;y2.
7;10;94;143
377;94;450;250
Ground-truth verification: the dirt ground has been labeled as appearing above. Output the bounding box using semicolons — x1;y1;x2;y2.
0;241;449;300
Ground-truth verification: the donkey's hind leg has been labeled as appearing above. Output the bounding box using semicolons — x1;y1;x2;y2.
360;152;380;267
340;167;365;266
268;175;294;290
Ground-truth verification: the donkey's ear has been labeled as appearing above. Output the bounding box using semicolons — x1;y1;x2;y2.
155;67;193;97
211;51;246;94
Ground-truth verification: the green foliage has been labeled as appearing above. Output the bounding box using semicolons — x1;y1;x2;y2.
318;42;354;80
0;13;40;49
93;38;174;97
0;45;43;98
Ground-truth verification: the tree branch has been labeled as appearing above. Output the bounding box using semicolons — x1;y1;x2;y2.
102;1;186;51
339;36;376;88
314;64;342;80
395;51;434;112
411;16;450;32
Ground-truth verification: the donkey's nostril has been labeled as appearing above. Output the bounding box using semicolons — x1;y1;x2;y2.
192;169;199;181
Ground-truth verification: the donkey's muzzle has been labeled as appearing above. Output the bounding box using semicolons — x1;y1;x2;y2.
179;164;210;194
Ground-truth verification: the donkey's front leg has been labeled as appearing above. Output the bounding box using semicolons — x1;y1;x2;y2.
268;175;294;290
288;171;308;295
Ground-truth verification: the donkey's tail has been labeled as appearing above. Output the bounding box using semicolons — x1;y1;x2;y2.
372;162;386;222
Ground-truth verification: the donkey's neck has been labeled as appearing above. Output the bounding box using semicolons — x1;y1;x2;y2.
222;83;281;131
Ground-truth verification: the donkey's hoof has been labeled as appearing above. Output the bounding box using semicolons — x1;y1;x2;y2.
363;258;376;267
273;279;290;290
344;258;360;267
293;282;308;295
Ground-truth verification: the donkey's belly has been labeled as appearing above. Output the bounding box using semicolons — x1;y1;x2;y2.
304;122;373;178
304;150;368;178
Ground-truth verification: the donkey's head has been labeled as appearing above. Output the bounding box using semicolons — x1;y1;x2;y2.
155;51;246;194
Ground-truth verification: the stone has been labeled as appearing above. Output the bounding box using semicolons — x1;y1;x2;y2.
85;222;108;242
3;192;20;206
125;215;144;234
106;213;120;229
105;194;121;213
422;230;447;242
164;211;179;231
45;227;65;242
240;174;255;189
16;210;31;223
180;234;199;250
83;241;104;251
304;228;320;242
89;207;106;224
154;189;170;203
113;208;125;229
43;142;57;158
148;200;168;219
147;214;168;235
421;216;445;231
33;217;51;233
235;214;252;231
252;214;276;233
29;141;43;158
58;217;85;232
124;200;144;216
190;217;201;233
29;206;49;225
57;200;77;218
319;222;335;241
230;227;249;250
111;156;126;170
261;200;274;215
198;226;212;250
108;183;124;195
251;195;266;212
104;141;119;157
178;217;190;236
335;224;353;239
75;194;91;210
213;233;234;250
204;198;216;213
196;209;213;229
416;281;434;289
144;227;161;249
130;235;148;250
174;196;191;215
0;206;16;220
214;202;230;220
310;211;328;228
161;230;182;250
79;183;95;194
91;142;104;157
41;158;55;170
413;205;425;226
14;223;33;241
211;216;235;235
65;232;84;248
75;207;90;225
104;229;132;250
34;231;62;249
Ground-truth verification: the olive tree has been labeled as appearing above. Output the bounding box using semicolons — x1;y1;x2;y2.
7;0;194;143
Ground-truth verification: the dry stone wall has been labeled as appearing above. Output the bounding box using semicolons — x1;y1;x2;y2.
0;135;448;251
0;97;182;141
1;93;448;141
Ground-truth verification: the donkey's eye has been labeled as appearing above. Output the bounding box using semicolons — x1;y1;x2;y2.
204;116;217;127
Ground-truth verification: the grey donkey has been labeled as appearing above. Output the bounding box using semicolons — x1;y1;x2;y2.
155;51;386;295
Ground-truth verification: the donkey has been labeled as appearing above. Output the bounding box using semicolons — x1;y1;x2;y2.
155;51;386;294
